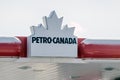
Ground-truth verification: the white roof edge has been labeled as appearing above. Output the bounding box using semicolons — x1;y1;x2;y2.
82;39;120;45
0;37;21;43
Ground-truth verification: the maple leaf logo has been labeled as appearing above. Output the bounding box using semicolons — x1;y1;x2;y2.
30;11;76;37
28;11;77;57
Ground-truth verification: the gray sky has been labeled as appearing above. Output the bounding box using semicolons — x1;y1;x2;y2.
0;0;120;39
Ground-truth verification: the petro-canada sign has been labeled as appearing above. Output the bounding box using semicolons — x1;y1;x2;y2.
28;11;77;57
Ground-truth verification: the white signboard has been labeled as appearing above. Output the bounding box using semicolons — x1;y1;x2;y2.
28;11;77;57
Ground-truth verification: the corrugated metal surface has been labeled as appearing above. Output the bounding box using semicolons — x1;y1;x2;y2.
0;58;120;80
0;58;104;80
0;60;101;80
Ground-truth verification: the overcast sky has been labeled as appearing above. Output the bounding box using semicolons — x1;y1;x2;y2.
0;0;120;39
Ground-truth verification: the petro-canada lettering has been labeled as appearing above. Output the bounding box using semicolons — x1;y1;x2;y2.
32;37;77;44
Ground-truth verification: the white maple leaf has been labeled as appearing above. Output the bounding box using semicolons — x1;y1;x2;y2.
30;11;76;37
